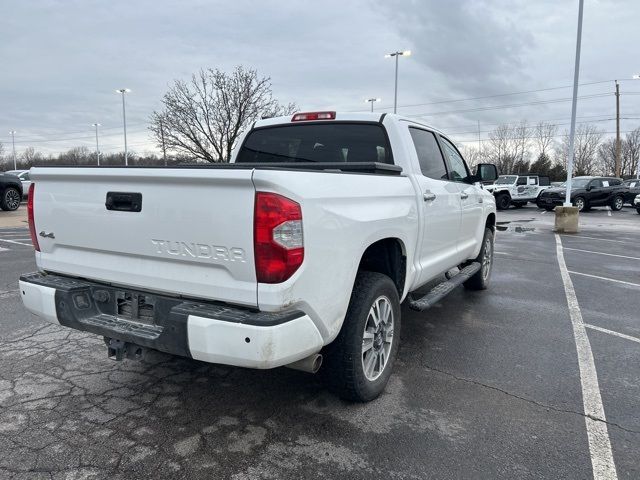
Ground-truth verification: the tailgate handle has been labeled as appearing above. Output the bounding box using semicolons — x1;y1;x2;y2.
105;192;142;212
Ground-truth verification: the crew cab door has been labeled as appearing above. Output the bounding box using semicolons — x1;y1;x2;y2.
438;135;485;259
407;127;462;285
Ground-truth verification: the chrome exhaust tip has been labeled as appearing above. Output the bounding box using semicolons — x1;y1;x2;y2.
285;353;323;374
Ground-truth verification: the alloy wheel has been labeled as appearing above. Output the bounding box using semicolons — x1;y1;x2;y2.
361;296;394;381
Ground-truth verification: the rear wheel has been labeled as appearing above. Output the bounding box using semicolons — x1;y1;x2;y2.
322;271;400;402
495;193;511;210
0;187;21;211
610;195;624;211
463;228;494;291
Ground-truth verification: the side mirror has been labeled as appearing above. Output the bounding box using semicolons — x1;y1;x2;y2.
475;163;498;183
586;185;592;191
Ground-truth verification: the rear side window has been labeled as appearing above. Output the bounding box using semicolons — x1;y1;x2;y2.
409;128;448;180
236;123;392;164
517;177;527;185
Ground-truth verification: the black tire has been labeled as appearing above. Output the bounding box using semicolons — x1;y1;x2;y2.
495;193;511;210
463;228;494;291
636;208;640;215
543;206;555;212
0;187;22;211
610;195;624;211
321;271;401;402
573;196;588;212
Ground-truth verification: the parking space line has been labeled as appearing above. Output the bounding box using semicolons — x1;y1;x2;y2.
555;234;618;479
568;271;640;288
0;239;32;247
0;247;9;253
562;235;627;244
585;324;640;345
541;210;546;215
563;247;640;261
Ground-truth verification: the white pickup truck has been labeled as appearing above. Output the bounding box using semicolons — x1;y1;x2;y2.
20;112;497;402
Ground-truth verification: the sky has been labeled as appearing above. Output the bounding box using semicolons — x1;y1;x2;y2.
0;0;639;159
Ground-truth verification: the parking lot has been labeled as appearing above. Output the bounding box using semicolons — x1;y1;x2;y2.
0;204;638;479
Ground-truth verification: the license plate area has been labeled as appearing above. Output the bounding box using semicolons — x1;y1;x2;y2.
115;291;156;324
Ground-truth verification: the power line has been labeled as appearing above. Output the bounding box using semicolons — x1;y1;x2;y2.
407;93;613;118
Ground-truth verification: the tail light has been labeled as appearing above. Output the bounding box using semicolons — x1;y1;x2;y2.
291;111;336;122
27;184;40;252
254;192;303;283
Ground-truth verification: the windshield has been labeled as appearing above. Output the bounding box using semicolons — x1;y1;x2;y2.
560;178;591;188
236;123;392;164
495;175;517;185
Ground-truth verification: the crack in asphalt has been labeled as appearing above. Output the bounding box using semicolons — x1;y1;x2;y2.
421;362;640;436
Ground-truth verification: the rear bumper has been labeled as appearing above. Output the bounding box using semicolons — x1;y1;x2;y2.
19;272;323;369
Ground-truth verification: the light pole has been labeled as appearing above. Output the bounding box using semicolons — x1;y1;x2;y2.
634;74;640;178
116;88;131;165
384;50;411;114
563;0;584;208
9;130;16;170
365;98;381;112
92;123;101;166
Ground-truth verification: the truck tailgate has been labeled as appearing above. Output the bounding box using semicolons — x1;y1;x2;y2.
30;167;257;306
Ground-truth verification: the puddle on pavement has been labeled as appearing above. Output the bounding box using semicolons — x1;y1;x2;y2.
496;221;536;233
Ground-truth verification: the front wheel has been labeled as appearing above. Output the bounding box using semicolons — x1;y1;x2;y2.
610;195;624;211
0;187;21;211
495;193;511;210
464;228;494;291
322;271;400;402
573;196;587;212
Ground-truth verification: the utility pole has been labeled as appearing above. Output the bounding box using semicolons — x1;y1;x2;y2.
615;80;621;177
9;130;16;170
92;123;101;166
159;119;167;166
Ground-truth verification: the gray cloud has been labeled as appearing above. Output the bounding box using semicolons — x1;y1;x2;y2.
0;0;638;157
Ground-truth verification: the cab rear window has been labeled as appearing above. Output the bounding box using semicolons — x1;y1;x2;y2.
236;123;392;164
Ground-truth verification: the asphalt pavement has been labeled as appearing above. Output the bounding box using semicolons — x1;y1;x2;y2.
0;205;638;479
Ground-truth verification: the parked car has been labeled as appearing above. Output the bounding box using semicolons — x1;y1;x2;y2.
622;178;640;205
536;176;628;212
0;172;24;211
19;111;498;402
5;170;31;197
634;194;640;214
484;174;551;210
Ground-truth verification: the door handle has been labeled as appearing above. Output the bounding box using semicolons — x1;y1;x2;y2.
423;192;436;202
460;191;469;200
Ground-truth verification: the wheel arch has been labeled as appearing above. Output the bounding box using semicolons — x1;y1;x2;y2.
357;237;407;298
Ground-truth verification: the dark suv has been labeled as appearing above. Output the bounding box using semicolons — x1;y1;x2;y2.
536;176;628;212
623;178;640;205
0;172;24;211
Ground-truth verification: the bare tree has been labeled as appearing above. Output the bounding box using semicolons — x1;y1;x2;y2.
149;66;297;162
486;122;530;174
597;139;616;176
20;146;44;167
533;121;557;157
623;127;640;177
559;124;604;176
